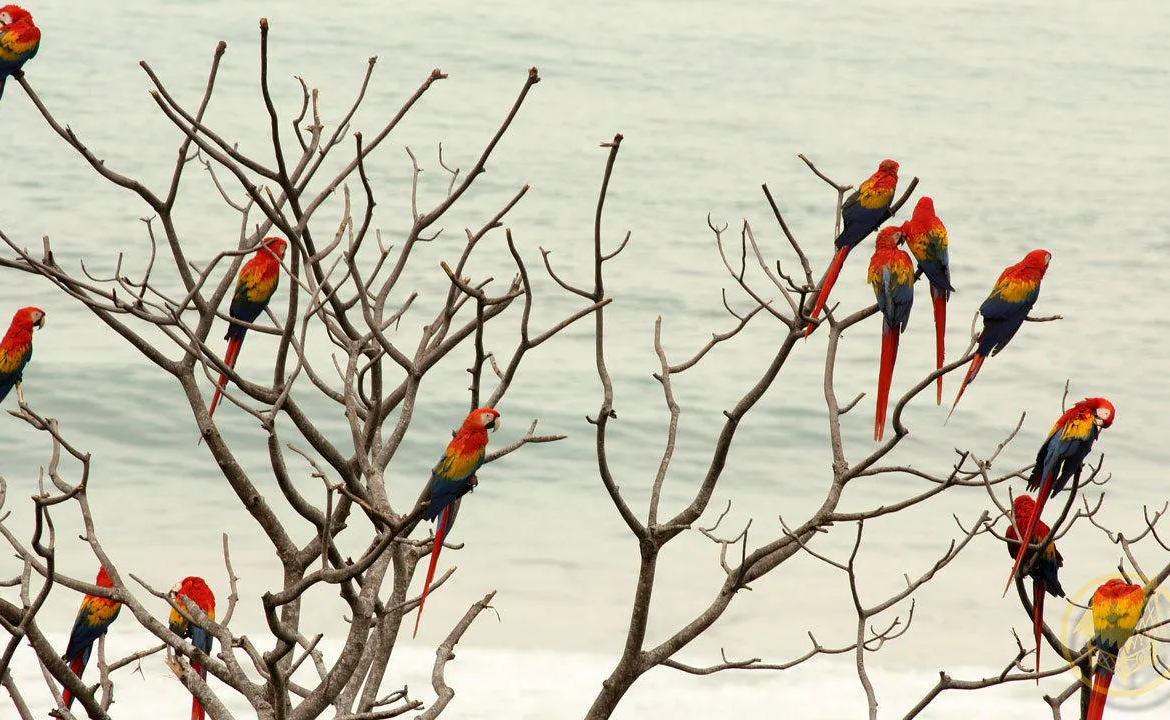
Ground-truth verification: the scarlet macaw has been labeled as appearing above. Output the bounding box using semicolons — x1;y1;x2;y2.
1087;579;1146;720
169;576;216;720
1004;495;1064;680
60;567;122;709
0;306;45;406
413;407;500;638
867;226;915;441
1004;397;1115;594
0;4;39;102
900;196;953;404
207;237;286;420
950;249;1051;413
805;159;900;337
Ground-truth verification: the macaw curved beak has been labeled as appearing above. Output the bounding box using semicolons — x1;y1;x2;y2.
34;316;45;329
486;416;499;432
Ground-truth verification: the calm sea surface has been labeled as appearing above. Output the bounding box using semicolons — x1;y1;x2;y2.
2;1;1168;717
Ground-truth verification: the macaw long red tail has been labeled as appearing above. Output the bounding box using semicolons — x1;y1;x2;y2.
412;506;451;638
947;352;985;421
191;662;206;720
805;246;850;337
62;655;85;708
207;336;244;420
1032;577;1044;682
874;330;899;442
1087;668;1113;720
1003;479;1052;597
931;289;946;406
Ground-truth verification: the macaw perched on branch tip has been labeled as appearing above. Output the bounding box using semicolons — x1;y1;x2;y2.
0;4;39;103
1003;397;1114;595
0;306;45;406
1004;495;1064;681
169;576;216;720
950;249;1051;415
413;407;500;638
1087;579;1146;720
805;159;899;337
61;567;122;709
206;237;287;422
900;196;953;404
867;226;914;441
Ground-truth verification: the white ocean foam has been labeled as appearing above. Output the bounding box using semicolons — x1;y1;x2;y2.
4;633;1113;719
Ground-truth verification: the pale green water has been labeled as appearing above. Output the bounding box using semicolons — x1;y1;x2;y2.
1;1;1168;717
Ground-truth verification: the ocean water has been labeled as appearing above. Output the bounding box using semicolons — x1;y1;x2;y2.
1;1;1168;717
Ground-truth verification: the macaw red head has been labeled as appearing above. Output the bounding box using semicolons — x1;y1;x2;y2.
874;226;902;251
912;196;935;221
1079;397;1116;429
878;159;899;175
96;566;113;588
261;237;287;260
1093;577;1143;605
171;576;216;614
13;306;45;331
1011;494;1037;526
1008;493;1054;545
0;5;32;26
1022;249;1052;273
462;407;500;434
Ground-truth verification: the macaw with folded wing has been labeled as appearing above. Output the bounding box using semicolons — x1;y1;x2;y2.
413;407;500;638
0;306;45;406
950;249;1051;414
1087;579;1146;720
61;567;122;709
900;196;953;404
867;226;915;441
0;5;40;103
207;237;286;420
1003;397;1114;594
805;159;899;336
1004;495;1064;680
169;576;216;720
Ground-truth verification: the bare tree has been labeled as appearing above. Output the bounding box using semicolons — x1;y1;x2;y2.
0;19;604;720
1;18;1168;720
570;146;1170;720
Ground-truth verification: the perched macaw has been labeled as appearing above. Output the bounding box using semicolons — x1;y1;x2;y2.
207;237;286;420
1088;579;1147;720
0;306;45;406
1004;495;1064;680
900;196;953;405
867;226;915;441
0;4;39;102
60;567;122;709
950;249;1051;414
169;576;216;720
1004;397;1115;594
805;159;900;337
413;407;500;638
